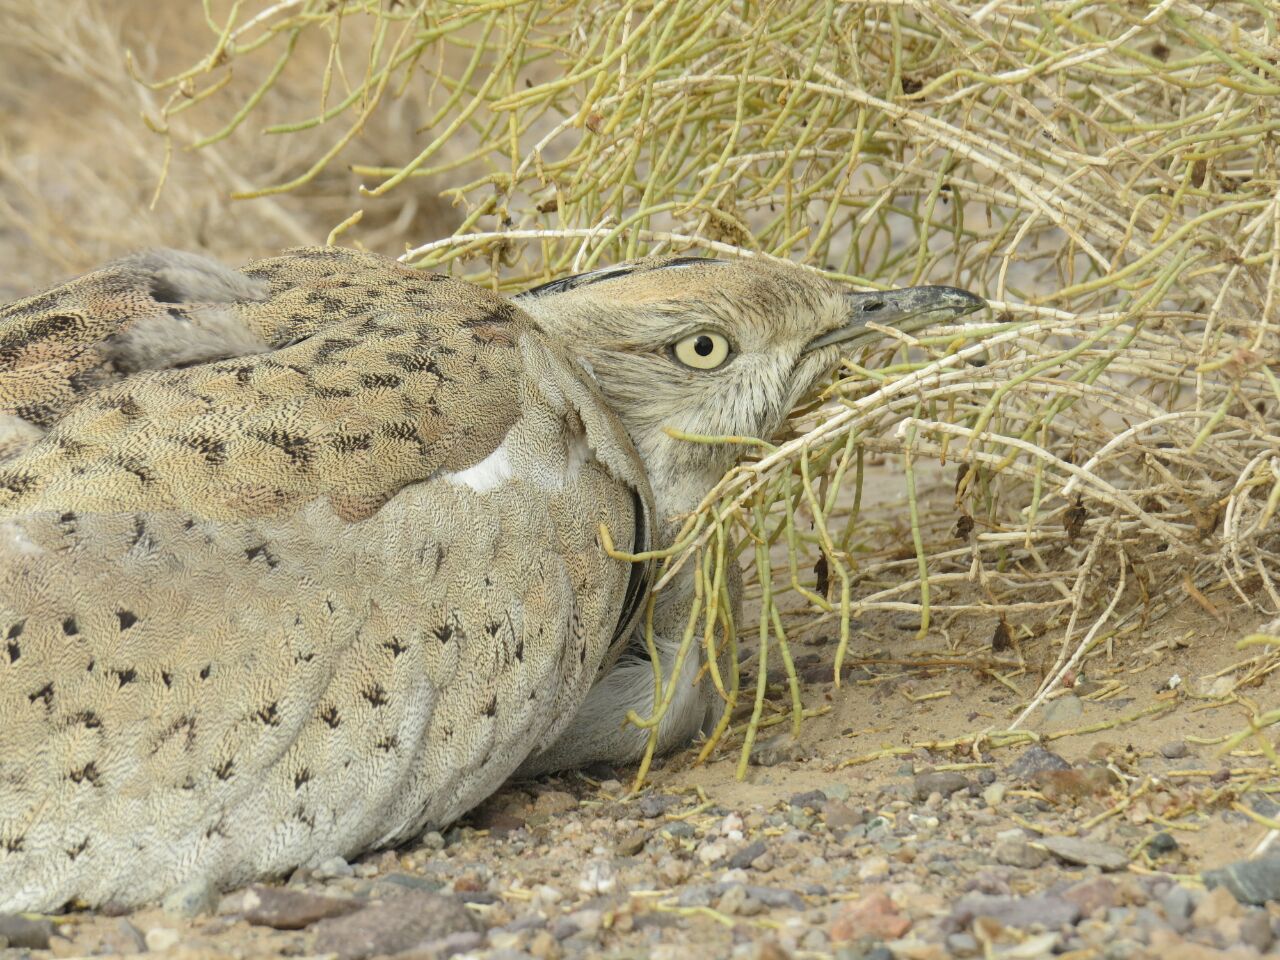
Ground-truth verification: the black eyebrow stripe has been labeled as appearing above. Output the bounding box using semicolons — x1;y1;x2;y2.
515;257;729;299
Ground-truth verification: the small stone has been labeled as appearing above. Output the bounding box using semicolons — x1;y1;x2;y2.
565;908;603;936
994;838;1047;869
677;885;715;908
377;872;445;895
950;893;1080;930
823;801;864;830
1191;885;1242;924
1008;745;1071;779
913;771;970;800
161;876;218;916
829;892;911;942
1159;741;1189;759
637;794;680;818
1160;885;1195;933
826;783;852;802
740;885;804;910
1041;694;1083;728
529;929;563;960
144;927;182;952
729;839;768;869
1062;877;1118;917
946;932;980;956
614;827;649;856
393;930;485;960
533;791;578;815
749;734;813;766
313;890;479;960
857;855;891;881
756;942;793;960
1202;853;1280;905
0;914;54;950
698;840;731;865
663;820;696;839
1239;909;1274;952
314;855;355;879
576;860;617;895
799;928;828;950
1040;835;1128;871
230;885;362;930
1147;832;1179;856
718;884;765;917
420;831;446;851
1033;766;1120;801
982;783;1007;807
789;789;827;809
471;808;525;835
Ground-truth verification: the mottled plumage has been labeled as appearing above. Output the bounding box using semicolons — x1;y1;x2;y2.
0;246;983;911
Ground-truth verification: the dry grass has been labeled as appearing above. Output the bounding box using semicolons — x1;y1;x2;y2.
5;1;1279;813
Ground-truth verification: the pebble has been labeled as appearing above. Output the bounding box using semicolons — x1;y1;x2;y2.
718;884;766;916
1041;694;1083;728
1147;832;1179;856
143;927;182;952
613;827;649;856
1159;740;1189;759
394;930;486;959
1039;835;1128;871
1190;885;1242;924
729;839;769;869
982;783;1007;807
1062;877;1118;916
823;801;865;830
160;876;218;917
857;855;891;881
913;771;970;800
637;793;680;818
663;820;696;839
226;885;362;929
994;838;1047;869
698;840;731;865
1239;909;1274;952
314;855;356;880
0;914;53;950
829;892;911;941
789;789;828;809
577;860;617;895
1160;885;1196;934
1201;853;1280;905
312;890;479;960
1008;745;1071;779
533;791;577;815
949;893;1081;930
750;734;813;766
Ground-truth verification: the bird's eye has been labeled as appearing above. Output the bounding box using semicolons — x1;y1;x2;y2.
672;332;732;370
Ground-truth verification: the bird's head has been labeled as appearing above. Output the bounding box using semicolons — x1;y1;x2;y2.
517;257;985;529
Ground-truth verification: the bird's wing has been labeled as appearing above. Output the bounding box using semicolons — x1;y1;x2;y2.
0;247;653;911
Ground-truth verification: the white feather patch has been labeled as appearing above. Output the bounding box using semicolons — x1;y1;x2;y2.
444;441;513;493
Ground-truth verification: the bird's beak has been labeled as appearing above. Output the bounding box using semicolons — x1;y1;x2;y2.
802;285;986;355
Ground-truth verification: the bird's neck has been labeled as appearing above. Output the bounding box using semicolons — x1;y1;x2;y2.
638;434;737;546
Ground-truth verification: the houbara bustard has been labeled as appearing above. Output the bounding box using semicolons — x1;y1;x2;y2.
0;246;983;911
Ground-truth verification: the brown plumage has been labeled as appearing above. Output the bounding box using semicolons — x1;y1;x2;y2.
0;246;983;911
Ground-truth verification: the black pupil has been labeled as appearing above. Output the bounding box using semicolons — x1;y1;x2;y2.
694;335;714;356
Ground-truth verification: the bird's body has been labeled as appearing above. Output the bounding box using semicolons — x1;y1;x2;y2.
0;246;982;911
0;248;650;911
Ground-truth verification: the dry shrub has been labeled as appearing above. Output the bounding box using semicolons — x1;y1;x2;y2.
10;2;1280;784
